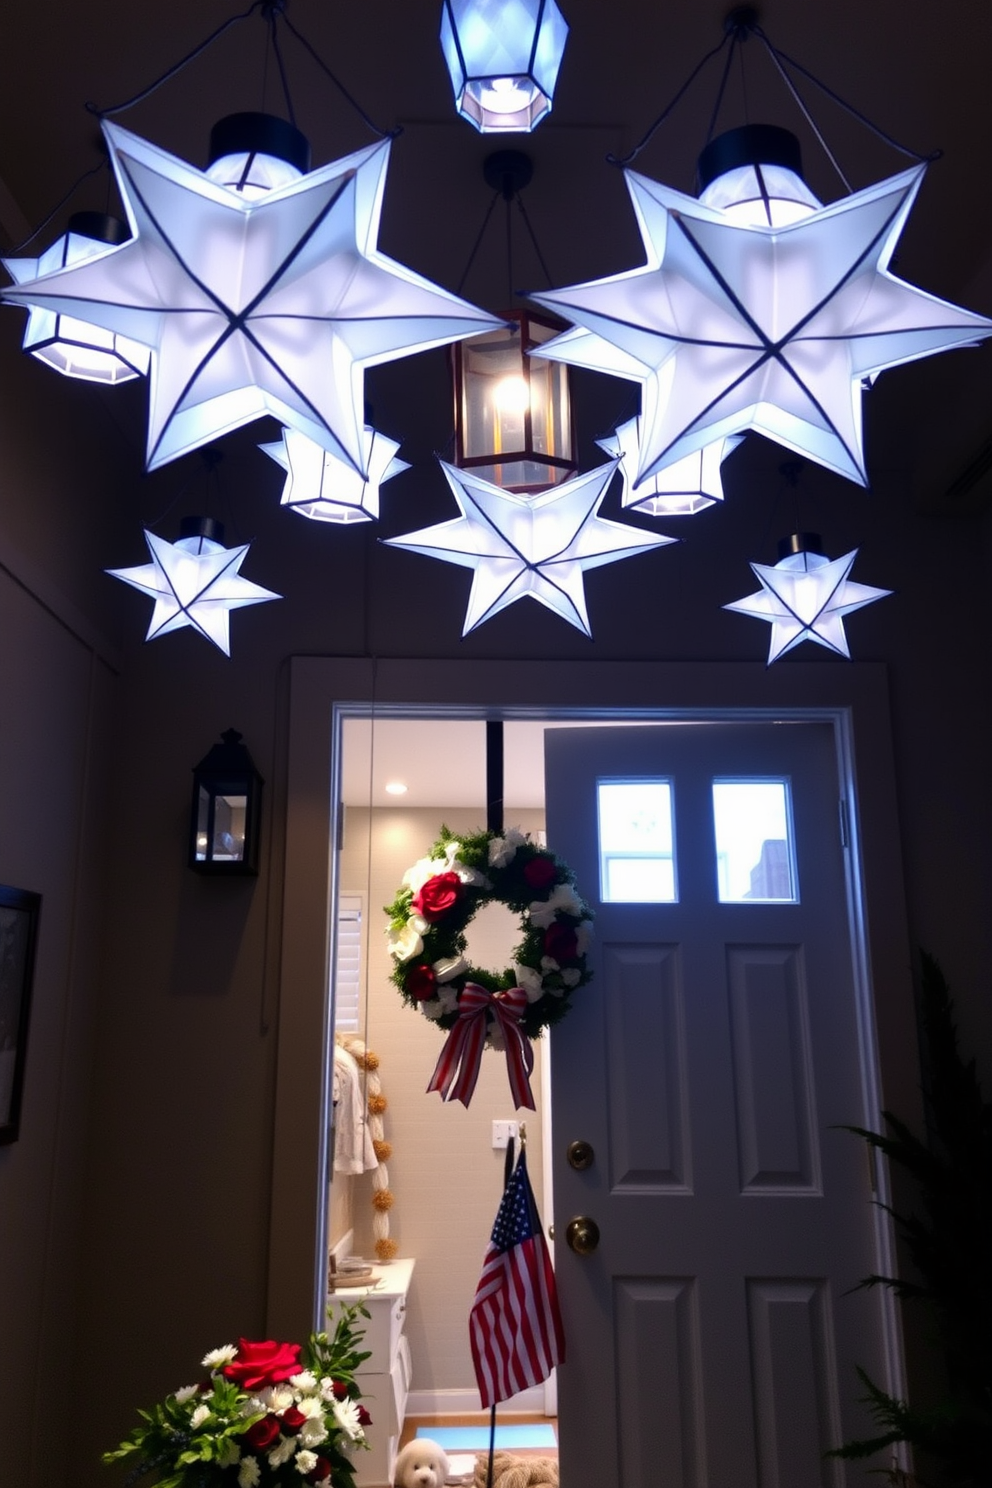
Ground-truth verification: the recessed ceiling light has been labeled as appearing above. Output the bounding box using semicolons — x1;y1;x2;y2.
384;781;408;796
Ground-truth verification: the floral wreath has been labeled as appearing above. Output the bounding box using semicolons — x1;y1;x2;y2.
385;826;593;1109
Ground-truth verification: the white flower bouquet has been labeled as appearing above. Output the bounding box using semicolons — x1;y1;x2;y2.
103;1305;371;1488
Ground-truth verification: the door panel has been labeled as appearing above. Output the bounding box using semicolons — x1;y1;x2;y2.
544;722;887;1488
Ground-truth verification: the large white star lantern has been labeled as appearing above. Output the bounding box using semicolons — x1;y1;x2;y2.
107;523;280;655
725;539;891;663
598;415;742;516
2;121;503;473
385;459;674;635
260;424;408;524
529;138;992;488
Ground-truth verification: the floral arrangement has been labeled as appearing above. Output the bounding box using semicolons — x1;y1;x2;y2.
384;827;593;1107
103;1306;371;1488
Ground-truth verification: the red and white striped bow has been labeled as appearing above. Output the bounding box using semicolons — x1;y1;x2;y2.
427;982;536;1111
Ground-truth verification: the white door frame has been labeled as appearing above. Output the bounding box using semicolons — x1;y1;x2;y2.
267;655;918;1423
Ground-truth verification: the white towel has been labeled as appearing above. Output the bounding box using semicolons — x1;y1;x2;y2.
332;1045;377;1174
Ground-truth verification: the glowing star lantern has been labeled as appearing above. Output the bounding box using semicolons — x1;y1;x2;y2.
529;125;992;489
3;212;151;384
724;533;891;663
385;458;673;635
598;415;742;516
440;0;569;134
259;424;408;523
1;120;503;474
107;518;280;655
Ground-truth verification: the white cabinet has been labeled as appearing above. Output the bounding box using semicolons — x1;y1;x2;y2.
335;1258;414;1488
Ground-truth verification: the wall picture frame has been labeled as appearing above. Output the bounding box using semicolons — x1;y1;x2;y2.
0;884;41;1144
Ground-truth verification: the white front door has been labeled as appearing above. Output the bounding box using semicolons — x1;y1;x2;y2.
544;721;893;1488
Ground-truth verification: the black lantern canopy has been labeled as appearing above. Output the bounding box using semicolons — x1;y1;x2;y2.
189;729;263;875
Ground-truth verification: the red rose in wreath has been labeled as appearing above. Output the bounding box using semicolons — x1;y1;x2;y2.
222;1338;302;1391
405;963;437;1001
544;921;578;962
413;871;462;922
523;855;557;890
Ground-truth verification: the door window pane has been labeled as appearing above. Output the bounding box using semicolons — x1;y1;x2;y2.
712;780;797;902
598;780;677;902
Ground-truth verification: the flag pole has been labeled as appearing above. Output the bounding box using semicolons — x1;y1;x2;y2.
486;1128;515;1488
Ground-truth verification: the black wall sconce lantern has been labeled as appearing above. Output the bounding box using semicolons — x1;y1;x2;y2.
189;728;263;875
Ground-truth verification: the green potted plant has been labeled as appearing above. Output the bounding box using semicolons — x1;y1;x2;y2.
830;953;992;1486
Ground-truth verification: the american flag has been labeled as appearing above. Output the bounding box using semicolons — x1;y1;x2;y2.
469;1145;565;1409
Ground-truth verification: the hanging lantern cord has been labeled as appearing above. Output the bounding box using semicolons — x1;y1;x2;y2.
608;9;939;176
5;157;111;254
82;0;398;141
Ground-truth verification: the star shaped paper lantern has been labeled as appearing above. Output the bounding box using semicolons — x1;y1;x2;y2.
107;522;280;655
4;213;150;385
2;122;503;473
724;538;891;663
597;415;742;516
385;459;674;635
530;162;992;488
260;424;408;524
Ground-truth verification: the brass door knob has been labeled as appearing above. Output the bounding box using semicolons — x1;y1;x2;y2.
565;1216;600;1255
566;1139;595;1171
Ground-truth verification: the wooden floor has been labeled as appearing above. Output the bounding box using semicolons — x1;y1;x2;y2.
400;1412;559;1462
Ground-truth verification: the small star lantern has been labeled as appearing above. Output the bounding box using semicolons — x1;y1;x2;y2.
107;519;280;655
725;533;891;663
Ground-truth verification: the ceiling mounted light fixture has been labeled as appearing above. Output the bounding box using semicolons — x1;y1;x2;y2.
724;532;891;663
440;0;569;134
452;150;577;492
260;424;408;524
527;9;992;490
107;517;280;655
597;416;742;517
4;212;150;384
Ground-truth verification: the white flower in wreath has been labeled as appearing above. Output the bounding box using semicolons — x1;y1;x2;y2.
174;1384;199;1404
561;967;582;987
268;1387;294;1413
290;1370;318;1394
434;954;468;983
488;827;527;868
386;921;424;962
540;956;559;973
202;1344;238;1369
420;997;445;1021
190;1404;212;1429
531;881;586;927
295;1450;319;1476
514;962;545;1002
437;982;461;1014
402;855;445;894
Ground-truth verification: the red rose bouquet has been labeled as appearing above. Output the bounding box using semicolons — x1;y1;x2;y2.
103;1304;371;1488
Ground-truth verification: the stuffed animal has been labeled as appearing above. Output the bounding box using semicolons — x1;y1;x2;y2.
472;1451;559;1488
394;1437;451;1488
